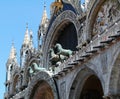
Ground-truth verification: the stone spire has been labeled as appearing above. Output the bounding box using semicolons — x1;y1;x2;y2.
38;2;49;49
41;2;48;26
20;24;34;67
5;42;19;96
29;30;34;49
9;42;17;61
7;42;18;79
23;23;30;45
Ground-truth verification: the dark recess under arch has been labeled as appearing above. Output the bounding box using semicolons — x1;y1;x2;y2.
56;22;78;51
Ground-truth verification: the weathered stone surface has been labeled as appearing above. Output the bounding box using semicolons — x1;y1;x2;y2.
4;0;120;99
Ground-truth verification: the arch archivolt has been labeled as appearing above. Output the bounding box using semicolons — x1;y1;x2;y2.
44;10;79;49
22;57;40;87
67;44;120;98
86;0;120;40
72;41;120;96
68;66;104;99
26;71;58;99
25;57;39;70
43;10;80;68
85;0;120;95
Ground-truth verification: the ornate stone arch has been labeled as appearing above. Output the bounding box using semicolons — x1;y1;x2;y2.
86;0;120;40
69;67;104;99
43;10;80;68
26;71;58;99
25;57;40;69
22;57;39;88
44;10;79;47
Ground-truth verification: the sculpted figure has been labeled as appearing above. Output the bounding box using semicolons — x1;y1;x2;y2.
108;4;120;22
27;63;46;76
49;48;67;66
27;65;36;77
51;0;63;14
31;63;46;72
49;48;60;62
28;67;34;74
55;43;73;57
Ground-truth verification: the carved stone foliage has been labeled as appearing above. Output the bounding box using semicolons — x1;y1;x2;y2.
93;0;120;36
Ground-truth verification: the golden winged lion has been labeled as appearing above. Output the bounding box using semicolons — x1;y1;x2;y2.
51;0;63;14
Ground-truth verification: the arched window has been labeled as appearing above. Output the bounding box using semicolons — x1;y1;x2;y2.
13;75;19;93
56;22;78;51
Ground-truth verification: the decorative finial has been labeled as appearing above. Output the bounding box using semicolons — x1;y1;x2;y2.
12;39;14;46
23;23;30;45
26;23;28;29
44;0;46;9
9;40;17;59
30;30;33;38
41;0;48;26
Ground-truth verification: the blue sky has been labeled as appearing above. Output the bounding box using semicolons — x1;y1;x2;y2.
0;0;54;98
0;0;85;98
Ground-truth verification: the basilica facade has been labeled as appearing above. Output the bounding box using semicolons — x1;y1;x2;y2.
4;0;120;99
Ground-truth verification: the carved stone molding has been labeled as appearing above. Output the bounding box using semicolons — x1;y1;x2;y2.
43;10;80;69
26;71;58;99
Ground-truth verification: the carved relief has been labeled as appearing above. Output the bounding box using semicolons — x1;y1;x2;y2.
93;0;120;36
48;43;74;68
